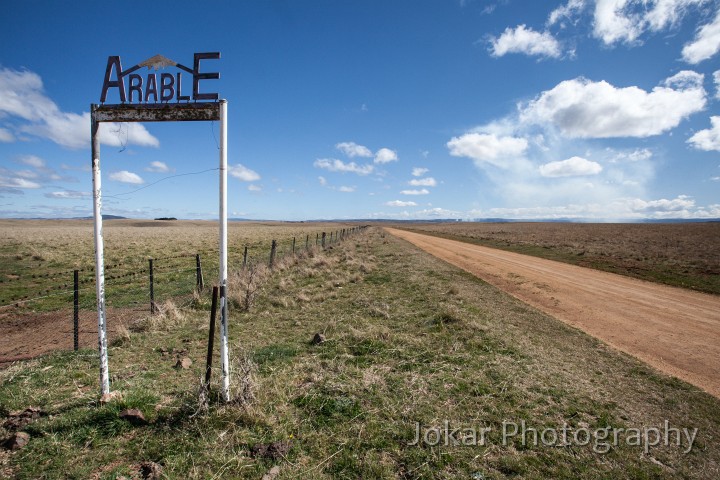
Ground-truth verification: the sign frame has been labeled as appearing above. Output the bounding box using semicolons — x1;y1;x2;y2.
91;53;230;401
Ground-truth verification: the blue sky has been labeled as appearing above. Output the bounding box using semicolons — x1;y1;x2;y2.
1;0;719;220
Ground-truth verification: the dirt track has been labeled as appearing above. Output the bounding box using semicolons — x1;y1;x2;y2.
386;228;720;398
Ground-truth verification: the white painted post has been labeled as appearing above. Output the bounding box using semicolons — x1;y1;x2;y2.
91;112;110;395
219;99;230;402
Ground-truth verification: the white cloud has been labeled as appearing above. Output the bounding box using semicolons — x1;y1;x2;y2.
408;177;437;187
539;156;603;177
336;141;373;158
248;184;262;192
0;68;159;149
229;164;261;182
314;158;374;175
607;148;653;162
374;148;398;164
44;190;91;199
0;127;15;142
548;0;587;26
682;8;720;63
593;0;708;45
688;116;720;151
519;71;706;138
715;70;720;98
18;155;45;168
400;188;430;195
447;133;528;167
318;176;327;186
145;161;172;173
338;186;356;192
630;194;695;212
412;167;429;177
109;170;144;184
386;200;418;207
490;24;562;58
0;176;41;189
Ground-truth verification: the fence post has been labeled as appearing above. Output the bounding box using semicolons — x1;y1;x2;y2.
73;270;79;351
306;234;309;250
269;239;277;268
292;237;296;256
149;258;156;314
243;245;248;270
196;254;204;291
321;232;326;248
205;286;219;388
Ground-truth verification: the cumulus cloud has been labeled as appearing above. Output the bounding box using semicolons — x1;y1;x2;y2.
374;148;398;164
682;8;720;63
248;184;262;192
519;71;706;138
314;158;374;175
229;164;261;182
336;141;373;158
715;70;720;98
490;24;562;58
337;186;356;192
0;68;159;149
400;188;430;195
539;156;603;177
629;194;695;212
386;200;417;207
44;190;91;199
447;133;528;167
408;177;437;187
412;167;429;177
688;116;720;151
145;161;172;173
109;170;144;184
318;176;327;186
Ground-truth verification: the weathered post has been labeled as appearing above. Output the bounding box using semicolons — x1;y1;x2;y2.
243;245;248;269
269;239;277;268
196;254;204;291
73;270;79;351
205;286;219;388
292;237;296;256
322;232;326;248
149;258;156;314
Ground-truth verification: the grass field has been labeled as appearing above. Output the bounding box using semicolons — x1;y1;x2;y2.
1;224;719;479
395;222;720;295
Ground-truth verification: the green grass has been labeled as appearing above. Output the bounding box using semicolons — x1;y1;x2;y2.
1;227;719;479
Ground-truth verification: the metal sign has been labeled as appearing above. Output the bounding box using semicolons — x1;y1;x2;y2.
91;53;230;401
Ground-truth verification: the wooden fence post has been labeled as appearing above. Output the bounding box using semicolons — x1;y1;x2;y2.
149;258;156;314
243;245;248;269
73;270;79;351
321;232;326;248
269;239;277;268
205;286;219;388
196;254;204;291
292;237;296;256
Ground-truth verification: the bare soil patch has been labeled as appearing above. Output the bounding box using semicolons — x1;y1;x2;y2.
387;227;720;398
397;222;720;294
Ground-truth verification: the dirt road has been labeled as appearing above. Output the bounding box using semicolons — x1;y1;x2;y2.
386;228;720;398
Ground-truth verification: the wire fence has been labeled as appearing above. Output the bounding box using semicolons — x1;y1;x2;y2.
0;226;366;366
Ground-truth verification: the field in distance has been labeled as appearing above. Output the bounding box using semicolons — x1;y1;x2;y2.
393;222;720;295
